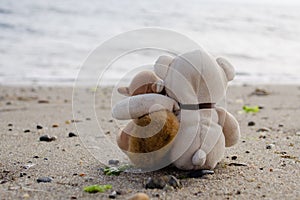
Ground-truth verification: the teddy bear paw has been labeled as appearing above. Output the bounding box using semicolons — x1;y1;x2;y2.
192;149;206;167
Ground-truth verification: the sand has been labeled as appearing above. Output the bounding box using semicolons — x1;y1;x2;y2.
0;85;299;199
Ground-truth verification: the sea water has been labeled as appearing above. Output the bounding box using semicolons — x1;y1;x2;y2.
0;0;300;85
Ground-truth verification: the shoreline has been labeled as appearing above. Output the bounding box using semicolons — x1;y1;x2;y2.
0;84;299;199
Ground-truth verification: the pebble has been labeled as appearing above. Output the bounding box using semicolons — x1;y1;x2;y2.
128;193;149;200
266;144;275;149
259;133;267;139
278;124;284;127
257;127;271;132
36;125;43;129
145;175;181;189
37;177;52;183
250;88;270;96
24;129;30;133
108;159;119;165
20;172;27;177
231;156;238;160
187;170;214;178
22;193;30;198
145;176;167;189
248;121;255;126
167;175;182;188
228;163;247;167
68;132;77;137
245;151;250;154
8;128;12;131
52;124;59;128
8;123;13;127
109;191;117;199
38;100;49;104
39;135;57;142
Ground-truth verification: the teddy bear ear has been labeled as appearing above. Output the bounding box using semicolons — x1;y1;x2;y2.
154;55;174;79
151;80;165;93
216;57;235;81
117;87;130;96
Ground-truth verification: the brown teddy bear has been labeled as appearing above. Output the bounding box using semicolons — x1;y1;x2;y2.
114;70;179;169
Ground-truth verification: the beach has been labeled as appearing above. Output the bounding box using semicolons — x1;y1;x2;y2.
0;84;299;199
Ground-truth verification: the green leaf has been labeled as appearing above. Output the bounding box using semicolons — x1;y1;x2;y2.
83;184;112;193
103;164;132;176
242;105;260;113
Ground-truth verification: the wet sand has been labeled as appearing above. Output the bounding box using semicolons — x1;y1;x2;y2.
0;85;299;199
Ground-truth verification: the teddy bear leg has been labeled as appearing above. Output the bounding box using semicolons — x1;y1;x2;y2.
116;122;135;151
202;135;225;169
116;130;130;151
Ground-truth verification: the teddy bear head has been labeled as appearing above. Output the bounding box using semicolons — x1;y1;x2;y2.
117;70;164;96
153;50;235;105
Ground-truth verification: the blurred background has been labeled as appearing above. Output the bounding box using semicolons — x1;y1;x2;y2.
1;0;300;85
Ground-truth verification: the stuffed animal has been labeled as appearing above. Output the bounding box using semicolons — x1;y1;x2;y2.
153;50;241;170
113;70;179;169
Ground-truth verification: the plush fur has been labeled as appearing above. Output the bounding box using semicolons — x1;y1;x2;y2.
115;71;179;168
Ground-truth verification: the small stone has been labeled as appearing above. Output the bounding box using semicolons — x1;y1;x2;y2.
128;193;150;200
68;132;77;137
20;172;27;177
245;151;250;154
145;176;167;189
39;135;57;142
278;124;284;127
70;196;77;199
8;123;13;127
108;159;119;165
248;121;255;126
37;177;52;183
52;124;59;128
257;127;271;132
259;133;267;139
33;155;39;158
187;170;214;178
8;128;12;131
167;175;181;188
109;191;117;199
231;156;238;160
228;163;247;167
36;125;43;129
22;193;30;198
163;184;174;192
65;120;71;124
266;144;275;149
236;190;241;195
86;117;91;120
108;119;113;123
24;129;30;133
38;100;49;104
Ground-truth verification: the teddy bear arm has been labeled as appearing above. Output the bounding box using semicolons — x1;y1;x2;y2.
216;107;240;147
